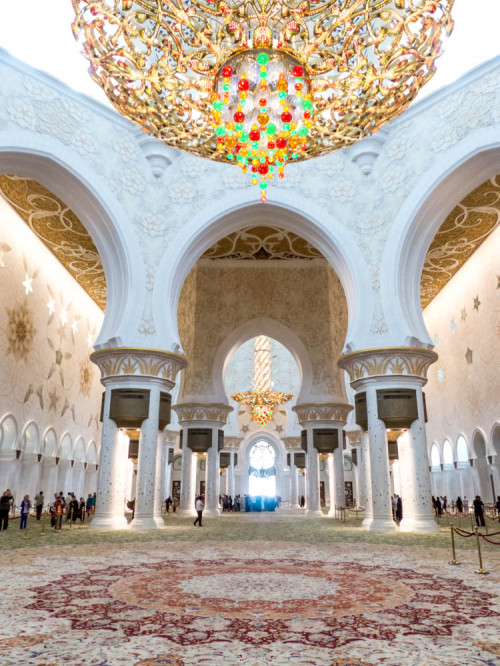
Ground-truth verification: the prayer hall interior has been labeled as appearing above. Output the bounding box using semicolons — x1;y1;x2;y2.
0;2;499;664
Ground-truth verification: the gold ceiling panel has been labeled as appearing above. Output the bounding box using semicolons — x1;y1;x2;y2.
202;226;323;261
420;176;500;309
0;175;106;310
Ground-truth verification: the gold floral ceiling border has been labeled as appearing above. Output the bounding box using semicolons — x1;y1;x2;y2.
0;175;106;310
202;226;323;261
420;175;500;308
0;175;498;311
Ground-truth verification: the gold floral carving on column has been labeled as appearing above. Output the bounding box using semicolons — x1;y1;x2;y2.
90;347;187;385
282;436;302;451
173;403;233;425
338;347;438;384
164;430;179;446
345;429;363;446
223;436;243;451
292;402;353;426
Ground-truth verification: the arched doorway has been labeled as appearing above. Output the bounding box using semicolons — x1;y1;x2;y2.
248;440;277;499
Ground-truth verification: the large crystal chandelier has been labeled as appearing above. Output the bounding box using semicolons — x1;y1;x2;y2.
72;1;454;200
231;336;292;427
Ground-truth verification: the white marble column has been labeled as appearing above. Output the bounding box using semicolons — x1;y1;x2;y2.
327;453;335;517
72;462;86;500
360;431;373;528
399;387;438;533
40;457;59;502
334;444;345;509
365;385;397;532
228;451;236;499
19;454;41;499
130;384;163;530
91;386;129;530
153;433;166;526
305;426;322;517
164;445;173;500
205;427;220;516
179;440;197;516
289;451;299;510
57;460;73;495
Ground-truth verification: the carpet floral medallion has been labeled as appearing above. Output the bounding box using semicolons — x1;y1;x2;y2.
0;539;499;665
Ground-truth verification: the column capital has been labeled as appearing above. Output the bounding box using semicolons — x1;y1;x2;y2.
282;436;302;451
338;346;437;386
223;436;242;450
173;402;233;426
292;402;353;426
163;429;179;446
345;426;363;447
90;346;187;389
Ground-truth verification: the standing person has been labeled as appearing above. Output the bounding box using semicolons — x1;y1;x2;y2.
79;498;86;523
86;494;93;518
69;495;79;522
91;492;96;514
435;496;442;516
34;491;44;520
496;495;500;522
20;495;31;530
54;495;65;531
0;490;14;532
473;495;485;527
193;495;204;527
396;496;403;524
456;496;463;514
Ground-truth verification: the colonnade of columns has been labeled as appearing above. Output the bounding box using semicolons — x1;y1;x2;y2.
338;347;438;533
174;403;232;517
89;347;186;530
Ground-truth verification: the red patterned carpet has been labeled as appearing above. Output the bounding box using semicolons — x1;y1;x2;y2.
0;539;499;665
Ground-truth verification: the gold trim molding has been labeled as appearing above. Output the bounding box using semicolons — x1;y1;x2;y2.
223;436;243;450
90;347;187;384
292;402;353;425
173;402;233;424
345;429;363;446
338;347;438;383
164;429;179;446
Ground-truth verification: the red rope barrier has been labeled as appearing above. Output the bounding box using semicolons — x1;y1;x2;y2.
453;527;475;538
480;535;500;545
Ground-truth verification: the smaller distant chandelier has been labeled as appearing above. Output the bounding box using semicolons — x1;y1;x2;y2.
72;1;454;201
231;336;293;428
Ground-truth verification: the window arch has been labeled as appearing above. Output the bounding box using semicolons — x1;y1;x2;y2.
430;443;441;467
442;440;454;466
456;435;469;464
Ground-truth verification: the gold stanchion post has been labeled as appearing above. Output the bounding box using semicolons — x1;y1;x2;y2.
470;513;474;531
449;523;459;565
69;507;73;529
40;507;47;537
474;527;488;575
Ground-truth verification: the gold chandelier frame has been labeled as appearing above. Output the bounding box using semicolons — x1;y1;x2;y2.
72;0;454;162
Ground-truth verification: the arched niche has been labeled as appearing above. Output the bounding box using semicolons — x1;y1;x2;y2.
442;440;454;466
492;423;500;456
381;127;500;346
22;422;40;455
154;198;373;354
0;133;141;346
456;435;470;464
59;433;73;461
73;437;86;462
86;441;98;465
43;428;58;458
472;429;487;459
430;443;441;467
0;414;18;451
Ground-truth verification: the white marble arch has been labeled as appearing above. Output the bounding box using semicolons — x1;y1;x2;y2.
73;437;86;499
0;131;142;347
491;423;500;456
18;422;41;500
381;125;500;348
153;195;373;354
237;432;289;501
57;432;74;495
209;318;313;406
0;415;19;497
40;427;59;501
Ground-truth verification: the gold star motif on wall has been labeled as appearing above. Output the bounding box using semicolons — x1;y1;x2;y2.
497;275;500;289
473;295;481;311
48;387;60;412
461;307;467;321
465;348;473;364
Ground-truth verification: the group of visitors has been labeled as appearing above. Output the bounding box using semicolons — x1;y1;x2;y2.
391;494;403;523
0;488;96;532
164;496;178;513
431;493;500;527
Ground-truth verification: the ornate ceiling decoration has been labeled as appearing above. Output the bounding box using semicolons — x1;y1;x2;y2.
0;175;106;310
420;176;500;308
202;225;323;260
